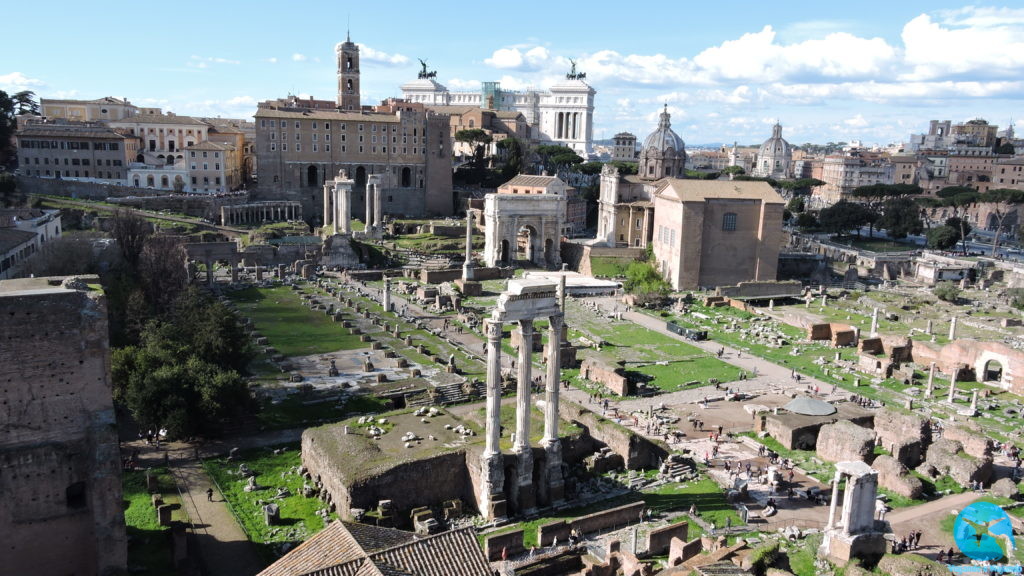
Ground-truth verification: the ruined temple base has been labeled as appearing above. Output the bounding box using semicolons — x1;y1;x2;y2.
455;279;482;297
820;530;887;565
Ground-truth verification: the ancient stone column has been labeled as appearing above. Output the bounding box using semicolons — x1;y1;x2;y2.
462;210;476;281
480;319;506;520
970;389;979;412
949;317;958;340
324;183;336;234
255;261;263;282
337;175;353;234
365;180;374;229
926;362;935;396
826;470;842;529
542;313;565;503
230;260;238;283
948;368;958;403
370;175;383;230
382;277;391;313
926;319;933;335
513;319;536;513
870;308;878;337
205;259;213;285
821;294;827;307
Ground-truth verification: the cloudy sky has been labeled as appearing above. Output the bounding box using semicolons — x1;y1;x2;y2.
3;1;1022;147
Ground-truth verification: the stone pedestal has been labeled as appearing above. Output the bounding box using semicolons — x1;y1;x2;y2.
455;279;482;297
513;447;537;514
479;452;507;521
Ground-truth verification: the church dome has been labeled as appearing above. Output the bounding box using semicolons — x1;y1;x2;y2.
643;105;685;156
758;122;790;159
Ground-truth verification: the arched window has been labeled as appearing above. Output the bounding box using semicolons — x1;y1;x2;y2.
468;119;475;128
401;167;411;187
722;212;737;231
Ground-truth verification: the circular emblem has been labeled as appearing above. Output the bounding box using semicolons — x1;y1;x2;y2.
953;501;1015;561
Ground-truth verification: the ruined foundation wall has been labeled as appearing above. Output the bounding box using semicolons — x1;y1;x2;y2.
0;277;127;576
558;400;668;469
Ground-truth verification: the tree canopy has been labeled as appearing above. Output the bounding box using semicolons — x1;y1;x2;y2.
818;200;875;236
623;260;671;300
877;197;924;239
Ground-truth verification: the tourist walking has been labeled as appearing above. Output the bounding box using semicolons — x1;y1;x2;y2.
207;488;214;502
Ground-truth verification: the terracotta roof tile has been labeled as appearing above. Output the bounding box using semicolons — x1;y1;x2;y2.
258;522;367;576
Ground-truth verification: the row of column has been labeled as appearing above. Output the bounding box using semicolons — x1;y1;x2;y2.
221;203;300;226
323;171;353;235
480;312;564;519
192;258;267;285
556;111;582;140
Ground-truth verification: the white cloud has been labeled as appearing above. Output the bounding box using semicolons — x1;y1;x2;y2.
292;53;307;62
181;95;257;119
693;26;896;82
844;114;868;127
900;11;1024;80
0;72;45;92
447;78;480;90
358;45;410;67
484;46;553;71
267;57;278;64
189;55;240;66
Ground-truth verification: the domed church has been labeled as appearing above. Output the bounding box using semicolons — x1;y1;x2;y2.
752;122;792;179
639;105;687;180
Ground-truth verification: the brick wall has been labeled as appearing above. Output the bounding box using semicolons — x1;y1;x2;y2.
484;529;525;561
536;501;645;546
646;521;689;555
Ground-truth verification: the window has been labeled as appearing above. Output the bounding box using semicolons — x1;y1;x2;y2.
203;151;208;158
282;143;287;151
191;176;197;185
325;144;331;152
215;163;220;170
722;212;737;231
312;121;317;129
296;143;301;151
295;121;300;129
66;482;87;509
325;122;330;130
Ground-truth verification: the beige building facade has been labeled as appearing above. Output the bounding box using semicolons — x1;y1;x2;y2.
16;121;139;183
186;141;239;194
652;180;784;290
40;96;138;122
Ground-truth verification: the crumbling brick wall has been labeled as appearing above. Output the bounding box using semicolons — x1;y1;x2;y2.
941;422;992;459
873;455;924;499
923;438;993;487
580;357;630;396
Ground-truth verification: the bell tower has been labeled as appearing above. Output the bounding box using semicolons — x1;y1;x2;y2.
336;32;360;111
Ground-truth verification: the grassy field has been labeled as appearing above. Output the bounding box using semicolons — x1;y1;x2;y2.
203;444;335;560
123;468;187;576
256;393;390;430
228;286;367;357
588;256;636;278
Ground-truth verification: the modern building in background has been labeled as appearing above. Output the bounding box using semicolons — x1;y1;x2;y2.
16;121;139;182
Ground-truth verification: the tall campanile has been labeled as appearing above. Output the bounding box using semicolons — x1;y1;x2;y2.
336;32;360;110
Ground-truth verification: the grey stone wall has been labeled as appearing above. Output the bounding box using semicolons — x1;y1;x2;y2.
816;420;875;463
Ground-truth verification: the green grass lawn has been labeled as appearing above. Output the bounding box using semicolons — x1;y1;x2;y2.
123;468;186;576
256;393;391;430
203;444;335;560
589;256;636;278
228;286;367;357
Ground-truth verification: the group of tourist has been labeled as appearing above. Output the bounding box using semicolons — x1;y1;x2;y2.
892;530;923;554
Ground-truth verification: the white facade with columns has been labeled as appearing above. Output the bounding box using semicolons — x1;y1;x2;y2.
401;74;595;156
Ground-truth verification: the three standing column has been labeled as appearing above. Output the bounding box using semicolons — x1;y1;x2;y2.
479;319;506;520
542;313;565;503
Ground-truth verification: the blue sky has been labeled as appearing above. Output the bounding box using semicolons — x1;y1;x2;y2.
3;1;1023;147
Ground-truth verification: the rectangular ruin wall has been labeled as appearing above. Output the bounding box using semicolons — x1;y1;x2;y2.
0;278;127;576
484;529;525;561
301;430;472;525
536;501;645;546
557;400;668;469
646;521;689;556
580;358;629;396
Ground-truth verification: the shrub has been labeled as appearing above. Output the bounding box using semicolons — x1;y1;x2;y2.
933;282;960;303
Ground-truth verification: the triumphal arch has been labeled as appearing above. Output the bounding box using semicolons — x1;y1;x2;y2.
483;189;565;268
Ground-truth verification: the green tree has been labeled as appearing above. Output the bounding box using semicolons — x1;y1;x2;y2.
535;144;583;171
110;208;153;268
878;197;924;240
454;129;493;170
818;200;875;236
12;90;40;116
795;212;818;230
609;161;638;175
926;225;961;250
623;260;671;300
850;183;922;237
996;142;1015;155
722;165;745;176
0;90;16;168
577;161;604;175
786;197;805;213
495;137;524;178
0;172;22;207
977;188;1024;256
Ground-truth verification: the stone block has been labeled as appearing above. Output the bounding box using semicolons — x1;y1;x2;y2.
872;455;924;499
873;408;930;468
360;335;371;343
924;438;993;487
370;342;382;350
817;420;875;463
396;358;409;369
157;504;173;526
647;522;689;556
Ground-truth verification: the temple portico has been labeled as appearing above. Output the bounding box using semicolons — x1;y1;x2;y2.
821;461;888;564
221;201;302;226
478;279;565;519
323;169;354;235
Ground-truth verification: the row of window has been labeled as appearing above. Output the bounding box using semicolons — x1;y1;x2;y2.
28;170;122;179
658;225;677;246
258;119;420;136
190;163;221;170
21;140;121;151
189;151;220;159
22;157;123;167
266;142;421;155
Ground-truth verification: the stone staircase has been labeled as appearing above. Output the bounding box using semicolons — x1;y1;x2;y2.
406;380;487;407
